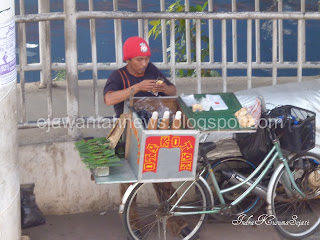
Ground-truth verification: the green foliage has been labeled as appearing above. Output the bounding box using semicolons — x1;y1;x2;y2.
52;57;66;81
149;0;219;77
53;69;66;81
75;138;122;169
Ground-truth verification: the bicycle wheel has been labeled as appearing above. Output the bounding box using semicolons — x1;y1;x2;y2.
204;156;264;221
270;152;320;239
123;179;211;240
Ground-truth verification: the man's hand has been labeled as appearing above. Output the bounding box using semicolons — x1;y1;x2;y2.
155;81;177;96
105;80;155;106
153;82;168;93
136;80;156;92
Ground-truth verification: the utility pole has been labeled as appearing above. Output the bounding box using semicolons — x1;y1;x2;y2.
0;0;20;239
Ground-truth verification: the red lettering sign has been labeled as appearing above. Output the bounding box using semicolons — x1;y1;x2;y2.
143;135;196;173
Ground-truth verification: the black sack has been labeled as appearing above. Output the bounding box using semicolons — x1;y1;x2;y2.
21;183;46;229
235;126;272;166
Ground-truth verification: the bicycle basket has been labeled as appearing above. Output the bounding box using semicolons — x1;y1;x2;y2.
268;105;316;153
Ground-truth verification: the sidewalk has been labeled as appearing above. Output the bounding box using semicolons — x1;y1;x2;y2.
21;210;320;240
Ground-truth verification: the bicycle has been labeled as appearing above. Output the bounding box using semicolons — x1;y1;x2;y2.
120;105;320;240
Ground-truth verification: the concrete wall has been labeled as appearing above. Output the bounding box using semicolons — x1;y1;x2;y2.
18;141;121;215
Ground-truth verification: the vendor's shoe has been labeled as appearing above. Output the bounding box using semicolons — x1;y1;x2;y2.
179;227;200;239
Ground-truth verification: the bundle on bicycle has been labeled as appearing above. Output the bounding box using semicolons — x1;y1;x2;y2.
87;92;319;240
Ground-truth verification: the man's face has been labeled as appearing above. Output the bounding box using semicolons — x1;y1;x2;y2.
127;56;150;76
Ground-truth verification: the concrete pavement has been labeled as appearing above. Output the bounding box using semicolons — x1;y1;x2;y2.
22;209;320;240
21;210;280;240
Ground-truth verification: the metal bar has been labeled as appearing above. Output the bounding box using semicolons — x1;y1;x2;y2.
16;61;320;72
272;19;278;85
144;19;149;43
145;61;320;69
45;20;53;120
170;19;176;84
38;0;50;87
113;0;118;65
18;117;117;129
17;63;65;71
64;0;79;139
38;0;53;120
15;12;65;22
75;11;320;20
232;0;237;63
89;0;99;117
297;19;303;82
221;146;277;194
160;0;167;64
185;0;191;64
113;0;123;65
208;0;214;63
301;0;306;62
154;61;320;69
247;19;252;89
15;11;320;23
18;0;26;123
231;150;278;206
137;0;143;37
255;0;260;63
196;19;201;93
278;0;283;63
221;19;227;92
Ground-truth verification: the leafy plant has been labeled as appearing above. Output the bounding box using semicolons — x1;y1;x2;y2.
52;57;66;81
52;69;66;81
149;0;219;77
75;138;121;169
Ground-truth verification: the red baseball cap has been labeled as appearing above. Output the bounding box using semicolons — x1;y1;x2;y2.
123;36;151;61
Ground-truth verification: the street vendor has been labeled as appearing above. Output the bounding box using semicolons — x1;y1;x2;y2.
103;36;176;117
103;36;196;239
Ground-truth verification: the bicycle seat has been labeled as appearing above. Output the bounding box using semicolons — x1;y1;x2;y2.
199;142;216;156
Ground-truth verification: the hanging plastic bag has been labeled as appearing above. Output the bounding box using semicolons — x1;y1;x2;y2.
235;121;272;166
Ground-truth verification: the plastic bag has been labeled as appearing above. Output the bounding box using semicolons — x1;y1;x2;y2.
133;97;173;128
180;93;198;107
21;183;46;229
245;98;262;127
235;123;272;166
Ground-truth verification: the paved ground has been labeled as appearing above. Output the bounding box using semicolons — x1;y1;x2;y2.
22;209;320;240
21;210;280;240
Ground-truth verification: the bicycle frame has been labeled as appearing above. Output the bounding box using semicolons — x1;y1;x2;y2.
171;140;305;217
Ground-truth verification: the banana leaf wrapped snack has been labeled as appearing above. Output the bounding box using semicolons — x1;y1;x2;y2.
75;137;122;169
